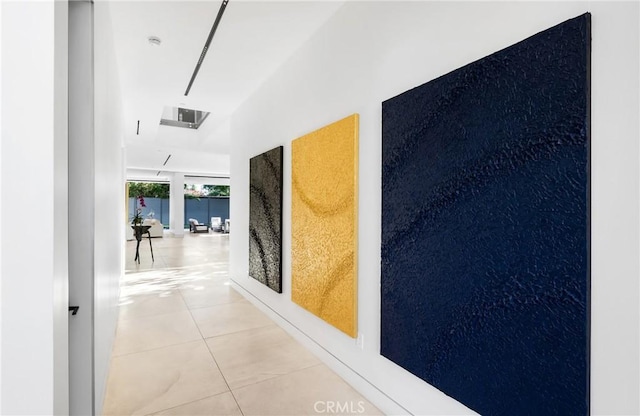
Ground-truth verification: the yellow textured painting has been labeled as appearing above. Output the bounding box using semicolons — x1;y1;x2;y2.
291;114;358;337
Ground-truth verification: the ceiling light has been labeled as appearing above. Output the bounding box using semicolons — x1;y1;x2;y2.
147;36;161;46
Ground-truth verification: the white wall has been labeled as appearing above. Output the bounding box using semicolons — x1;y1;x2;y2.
0;2;3;408
53;1;70;413
68;2;95;413
68;1;124;413
93;2;125;413
230;2;639;415
0;1;69;414
170;173;185;236
0;1;142;414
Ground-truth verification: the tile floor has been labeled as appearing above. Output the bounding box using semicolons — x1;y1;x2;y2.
103;232;382;416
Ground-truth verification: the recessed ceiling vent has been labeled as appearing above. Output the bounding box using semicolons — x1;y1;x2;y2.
159;106;210;130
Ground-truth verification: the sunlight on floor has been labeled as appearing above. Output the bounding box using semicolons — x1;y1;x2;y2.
103;232;381;415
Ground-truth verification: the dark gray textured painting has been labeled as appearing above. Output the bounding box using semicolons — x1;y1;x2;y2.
381;14;590;415
249;146;283;293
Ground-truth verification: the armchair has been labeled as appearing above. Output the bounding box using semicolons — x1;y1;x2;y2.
210;217;223;232
188;218;209;233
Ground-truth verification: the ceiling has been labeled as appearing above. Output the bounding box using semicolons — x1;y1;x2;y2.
108;0;344;183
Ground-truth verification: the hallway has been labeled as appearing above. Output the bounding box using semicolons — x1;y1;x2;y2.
103;233;381;415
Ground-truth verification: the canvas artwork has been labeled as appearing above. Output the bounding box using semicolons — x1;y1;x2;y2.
291;114;359;337
381;14;590;415
249;146;283;293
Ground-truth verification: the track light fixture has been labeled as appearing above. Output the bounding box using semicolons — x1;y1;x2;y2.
184;0;229;96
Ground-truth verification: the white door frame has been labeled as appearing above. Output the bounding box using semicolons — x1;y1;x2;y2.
68;1;95;414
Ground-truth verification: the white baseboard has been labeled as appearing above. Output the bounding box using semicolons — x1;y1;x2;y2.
230;278;410;416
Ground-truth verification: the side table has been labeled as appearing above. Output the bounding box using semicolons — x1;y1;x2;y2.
132;225;154;263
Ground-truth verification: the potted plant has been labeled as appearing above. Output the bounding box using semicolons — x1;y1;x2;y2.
131;195;146;225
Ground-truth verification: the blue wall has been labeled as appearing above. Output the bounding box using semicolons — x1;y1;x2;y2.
129;196;230;228
185;197;230;225
208;197;230;224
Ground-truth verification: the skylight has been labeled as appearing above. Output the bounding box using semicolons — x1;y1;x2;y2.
159;106;210;130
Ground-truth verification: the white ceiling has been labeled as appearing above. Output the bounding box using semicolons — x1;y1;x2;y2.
108;0;344;183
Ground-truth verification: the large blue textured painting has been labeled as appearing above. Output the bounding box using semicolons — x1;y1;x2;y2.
381;14;590;415
249;146;283;293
